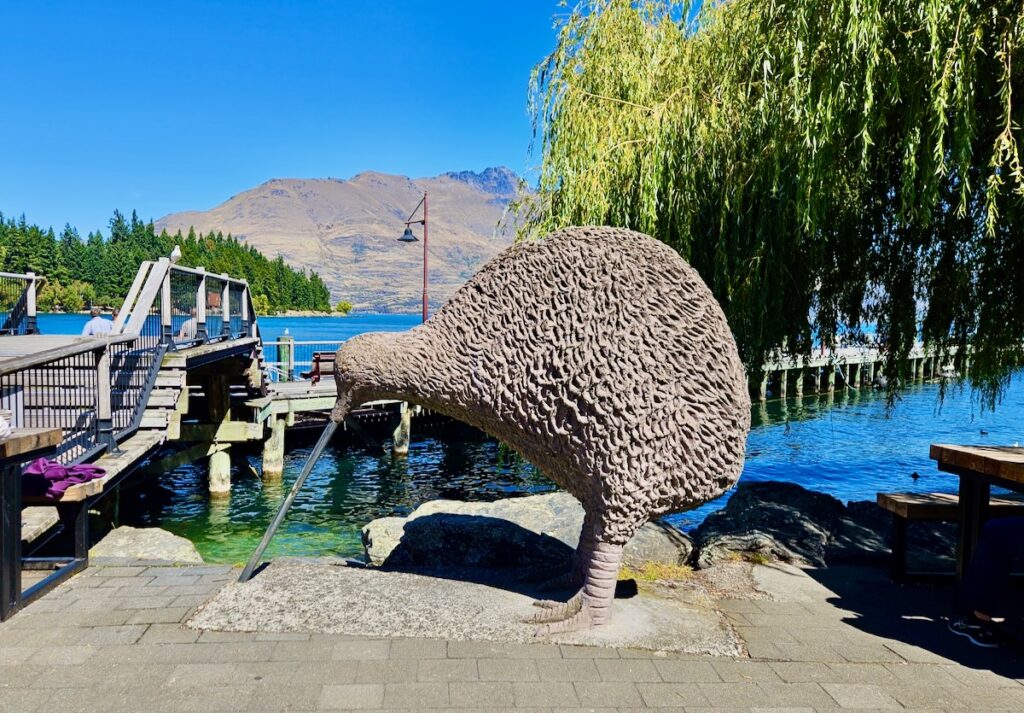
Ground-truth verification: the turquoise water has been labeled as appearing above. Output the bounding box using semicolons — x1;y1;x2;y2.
36;312;1024;563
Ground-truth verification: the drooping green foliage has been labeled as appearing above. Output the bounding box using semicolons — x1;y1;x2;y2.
0;210;331;314
526;0;1024;405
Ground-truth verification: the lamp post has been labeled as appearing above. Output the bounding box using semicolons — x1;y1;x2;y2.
397;191;429;323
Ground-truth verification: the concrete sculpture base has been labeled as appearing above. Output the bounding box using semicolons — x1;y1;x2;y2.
189;561;746;655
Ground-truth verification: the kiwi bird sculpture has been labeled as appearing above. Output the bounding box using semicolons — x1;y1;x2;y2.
331;226;751;634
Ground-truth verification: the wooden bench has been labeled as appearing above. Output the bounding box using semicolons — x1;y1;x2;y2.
21;506;59;546
299;351;335;385
877;492;1024;580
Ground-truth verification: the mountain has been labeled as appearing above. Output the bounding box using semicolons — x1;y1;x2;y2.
155;167;523;313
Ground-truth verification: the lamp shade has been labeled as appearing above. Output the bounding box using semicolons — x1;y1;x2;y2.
398;227;419;243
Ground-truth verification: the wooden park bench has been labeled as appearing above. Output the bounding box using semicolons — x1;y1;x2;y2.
877;491;1024;581
300;351;335;385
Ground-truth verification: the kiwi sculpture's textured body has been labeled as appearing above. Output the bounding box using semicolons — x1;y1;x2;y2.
332;226;750;633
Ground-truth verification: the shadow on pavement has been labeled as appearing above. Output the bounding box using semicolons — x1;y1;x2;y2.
807;564;1024;679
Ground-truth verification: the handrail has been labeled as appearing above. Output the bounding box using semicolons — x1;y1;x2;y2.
113;261;154;333
0;271;45;280
0;335;136;377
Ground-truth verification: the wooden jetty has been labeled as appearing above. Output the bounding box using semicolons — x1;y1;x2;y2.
752;344;961;401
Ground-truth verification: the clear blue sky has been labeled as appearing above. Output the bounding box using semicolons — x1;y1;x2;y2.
0;1;561;235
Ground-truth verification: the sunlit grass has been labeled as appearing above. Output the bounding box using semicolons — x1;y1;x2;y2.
619;561;693;582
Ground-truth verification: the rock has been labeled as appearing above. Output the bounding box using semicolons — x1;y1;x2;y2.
362;492;693;570
695;482;846;568
361;517;407;567
694;482;955;569
90;526;203;563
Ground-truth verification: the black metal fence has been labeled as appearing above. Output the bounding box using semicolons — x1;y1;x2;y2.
228;282;245;338
0;349;101;463
169;270;201;347
205;275;225;339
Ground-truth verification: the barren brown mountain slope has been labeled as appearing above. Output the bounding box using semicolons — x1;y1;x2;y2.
156;167;521;312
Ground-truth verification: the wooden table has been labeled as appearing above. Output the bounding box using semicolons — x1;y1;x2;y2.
930;444;1024;580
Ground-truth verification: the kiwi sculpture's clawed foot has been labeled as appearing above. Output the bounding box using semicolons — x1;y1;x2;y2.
528;590;582;621
534;606;598;636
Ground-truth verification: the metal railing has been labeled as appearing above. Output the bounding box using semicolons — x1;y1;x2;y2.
118;258;259;349
0;272;42;336
0;260;265;464
262;340;344;382
0;335;139;463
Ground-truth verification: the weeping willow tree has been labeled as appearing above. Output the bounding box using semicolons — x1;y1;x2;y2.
525;0;1024;406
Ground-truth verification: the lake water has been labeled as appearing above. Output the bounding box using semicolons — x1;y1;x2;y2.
36;312;1024;563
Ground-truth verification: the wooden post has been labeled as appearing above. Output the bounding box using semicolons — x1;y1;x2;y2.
221;274;231;338
915;358;924;381
25;272;38;334
95;346;115;451
263;415;286;479
206;374;231;494
241;285;251;337
392;402;411;456
866;361;876;387
826;365;835;393
160;259;173;344
778;369;788;399
195;267;207;343
281;334;295;382
794;368;804;398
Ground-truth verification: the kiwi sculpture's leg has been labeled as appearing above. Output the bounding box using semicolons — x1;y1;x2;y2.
530;539;623;635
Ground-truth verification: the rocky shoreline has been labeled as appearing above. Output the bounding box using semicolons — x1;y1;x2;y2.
362;481;957;573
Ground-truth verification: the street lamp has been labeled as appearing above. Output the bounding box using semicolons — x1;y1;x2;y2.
397;192;428;323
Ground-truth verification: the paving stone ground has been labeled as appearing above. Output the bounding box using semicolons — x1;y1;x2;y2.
2;561;1023;712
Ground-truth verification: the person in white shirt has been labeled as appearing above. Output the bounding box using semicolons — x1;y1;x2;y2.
178;307;198;341
81;307;112;336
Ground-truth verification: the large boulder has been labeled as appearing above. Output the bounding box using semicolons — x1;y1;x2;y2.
90;526;203;563
362;492;693;570
694;481;955;569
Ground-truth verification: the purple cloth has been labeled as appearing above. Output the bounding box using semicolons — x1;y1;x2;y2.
22;458;106;500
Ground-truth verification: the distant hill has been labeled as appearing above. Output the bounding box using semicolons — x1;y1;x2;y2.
156;167;523;313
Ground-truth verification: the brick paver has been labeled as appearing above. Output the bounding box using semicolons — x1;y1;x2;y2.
1;562;1023;712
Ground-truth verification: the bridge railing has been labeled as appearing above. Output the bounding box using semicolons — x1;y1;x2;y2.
0;272;43;336
0;335;143;463
262;340;344;382
0;260;265;464
117;258;259;348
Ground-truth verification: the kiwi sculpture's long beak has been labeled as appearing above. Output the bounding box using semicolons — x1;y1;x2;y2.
239;419;339;582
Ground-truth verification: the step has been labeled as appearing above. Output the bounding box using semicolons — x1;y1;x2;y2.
154;372;186;388
146;391;179;408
